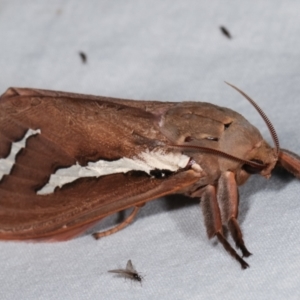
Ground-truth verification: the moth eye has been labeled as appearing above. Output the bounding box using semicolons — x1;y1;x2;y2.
242;159;264;174
224;122;232;130
184;136;193;142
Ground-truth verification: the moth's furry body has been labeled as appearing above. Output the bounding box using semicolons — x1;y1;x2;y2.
0;86;299;268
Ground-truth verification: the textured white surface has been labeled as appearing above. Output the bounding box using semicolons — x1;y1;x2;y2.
1;1;300;300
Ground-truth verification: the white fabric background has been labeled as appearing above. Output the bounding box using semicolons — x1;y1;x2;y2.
1;1;300;299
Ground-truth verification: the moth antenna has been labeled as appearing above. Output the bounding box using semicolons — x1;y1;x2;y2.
170;144;265;170
225;82;280;156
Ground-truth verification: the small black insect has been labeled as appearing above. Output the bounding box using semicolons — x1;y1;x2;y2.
79;51;87;63
108;260;143;283
220;26;232;39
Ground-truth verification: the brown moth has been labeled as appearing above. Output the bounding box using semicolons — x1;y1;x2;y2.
108;260;143;283
0;83;299;269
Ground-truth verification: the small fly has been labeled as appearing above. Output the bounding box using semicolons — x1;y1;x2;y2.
108;260;143;283
79;51;87;63
220;26;232;39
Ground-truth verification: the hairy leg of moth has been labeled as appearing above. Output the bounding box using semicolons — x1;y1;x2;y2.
92;206;142;239
217;172;251;257
201;185;249;269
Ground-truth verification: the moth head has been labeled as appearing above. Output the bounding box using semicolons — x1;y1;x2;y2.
170;83;279;182
225;82;279;179
240;140;277;179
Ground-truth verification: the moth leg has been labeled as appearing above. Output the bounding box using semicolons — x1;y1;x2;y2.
217;171;251;257
201;185;249;269
92;205;142;239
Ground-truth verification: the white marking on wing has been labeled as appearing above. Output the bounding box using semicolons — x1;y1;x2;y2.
37;149;192;195
189;159;202;172
0;129;41;181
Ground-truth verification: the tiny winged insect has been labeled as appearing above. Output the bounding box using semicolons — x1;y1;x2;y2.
220;26;232;39
108;260;143;283
79;51;87;64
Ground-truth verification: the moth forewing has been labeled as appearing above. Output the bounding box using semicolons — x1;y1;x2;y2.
108;260;143;283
